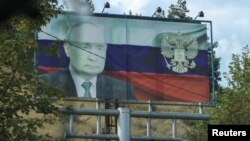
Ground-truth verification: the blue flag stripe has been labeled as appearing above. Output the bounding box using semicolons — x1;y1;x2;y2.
105;44;208;76
37;40;208;76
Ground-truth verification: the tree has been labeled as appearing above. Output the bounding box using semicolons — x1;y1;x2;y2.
214;45;250;124
167;0;192;20
186;45;250;141
0;0;64;140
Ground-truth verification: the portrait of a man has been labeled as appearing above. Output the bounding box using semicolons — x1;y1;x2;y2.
41;22;134;100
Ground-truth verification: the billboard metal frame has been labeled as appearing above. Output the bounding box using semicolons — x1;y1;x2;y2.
39;11;215;106
59;107;208;140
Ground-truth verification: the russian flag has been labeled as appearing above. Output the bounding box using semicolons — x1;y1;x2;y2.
37;40;209;103
37;14;210;103
104;43;209;102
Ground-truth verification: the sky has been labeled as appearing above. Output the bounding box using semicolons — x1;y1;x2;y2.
63;0;250;86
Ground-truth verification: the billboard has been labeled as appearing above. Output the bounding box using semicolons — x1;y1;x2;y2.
37;13;210;103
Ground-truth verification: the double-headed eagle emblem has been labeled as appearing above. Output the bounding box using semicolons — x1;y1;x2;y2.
160;32;198;73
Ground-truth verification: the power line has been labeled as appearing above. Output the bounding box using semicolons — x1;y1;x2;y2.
41;30;106;60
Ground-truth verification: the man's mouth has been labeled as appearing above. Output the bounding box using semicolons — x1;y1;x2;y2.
84;65;99;69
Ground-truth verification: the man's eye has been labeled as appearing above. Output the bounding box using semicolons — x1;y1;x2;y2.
97;47;103;51
82;45;91;49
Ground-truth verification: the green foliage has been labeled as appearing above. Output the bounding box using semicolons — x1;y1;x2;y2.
186;121;208;141
0;0;64;140
186;45;250;141
217;45;250;124
167;0;192;20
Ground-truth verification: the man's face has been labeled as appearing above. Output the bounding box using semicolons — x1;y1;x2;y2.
66;23;107;79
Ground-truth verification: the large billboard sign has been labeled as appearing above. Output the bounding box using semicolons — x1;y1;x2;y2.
37;13;210;103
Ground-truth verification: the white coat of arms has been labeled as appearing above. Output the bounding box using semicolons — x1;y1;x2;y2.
160;32;198;73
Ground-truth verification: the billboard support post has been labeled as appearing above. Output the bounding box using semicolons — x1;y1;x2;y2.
118;107;131;141
96;98;101;134
172;119;176;138
69;115;74;133
104;99;111;133
147;101;152;137
198;102;203;114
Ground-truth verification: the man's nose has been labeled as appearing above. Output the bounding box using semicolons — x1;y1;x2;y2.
87;52;98;61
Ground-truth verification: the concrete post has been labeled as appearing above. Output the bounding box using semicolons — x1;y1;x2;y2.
96;99;101;134
117;107;130;141
69;114;74;133
172;119;176;138
147;101;152;137
198;102;203;114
